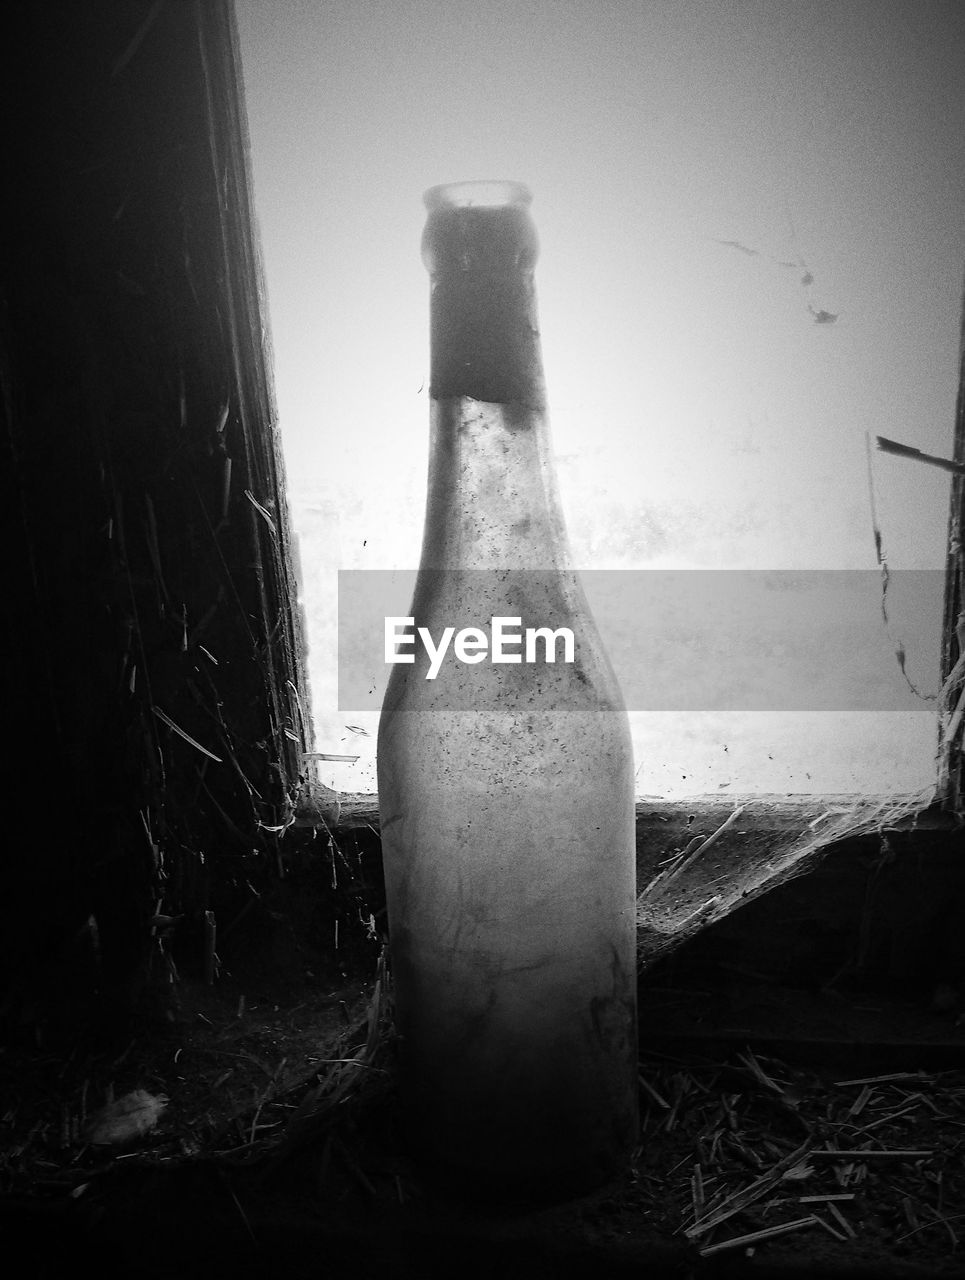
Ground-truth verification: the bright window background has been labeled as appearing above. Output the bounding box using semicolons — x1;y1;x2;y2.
235;0;964;797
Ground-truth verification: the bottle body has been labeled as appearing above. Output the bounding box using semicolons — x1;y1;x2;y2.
377;183;637;1197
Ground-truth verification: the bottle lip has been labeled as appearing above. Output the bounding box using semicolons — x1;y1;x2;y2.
423;180;532;212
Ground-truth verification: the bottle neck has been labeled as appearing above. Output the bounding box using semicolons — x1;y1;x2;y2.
419;189;567;571
429;270;546;411
423;193;544;411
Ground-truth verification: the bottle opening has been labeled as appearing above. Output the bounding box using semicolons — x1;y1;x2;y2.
424;180;532;212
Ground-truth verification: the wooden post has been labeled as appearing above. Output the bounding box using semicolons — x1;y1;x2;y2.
939;278;965;815
0;2;313;1029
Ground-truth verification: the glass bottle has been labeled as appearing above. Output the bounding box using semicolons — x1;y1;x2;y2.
377;180;638;1199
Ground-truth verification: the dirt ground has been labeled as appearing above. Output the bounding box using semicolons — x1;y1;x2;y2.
2;942;963;1280
1;820;963;1279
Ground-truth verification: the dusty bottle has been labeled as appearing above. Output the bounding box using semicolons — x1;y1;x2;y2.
377;180;638;1198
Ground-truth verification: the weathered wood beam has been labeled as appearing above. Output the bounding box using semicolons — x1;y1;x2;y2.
0;2;313;1027
938;276;965;813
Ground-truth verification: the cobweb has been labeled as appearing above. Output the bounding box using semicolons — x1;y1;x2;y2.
636;785;938;968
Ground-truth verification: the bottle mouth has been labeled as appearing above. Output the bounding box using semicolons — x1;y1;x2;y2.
423;180;532;212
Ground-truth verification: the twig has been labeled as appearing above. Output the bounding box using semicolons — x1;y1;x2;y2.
245;489;277;536
152;706;223;763
699;1216;817;1257
638;1071;670;1110
939;650;965;716
221;457;232;522
827;1201;857;1239
692;1164;705;1216
942;682;965;752
203;911;217;986
249;1058;287;1145
111;0;163;77
834;1072;933;1087
809;1148;933;1159
902;1196;919;1232
662;806;745;885
674;896;722;930
686;1140;813;1239
721;1093;739;1132
222;1177;257;1245
848;1102;920;1134
847;1085;874;1117
876;435;965;476
143;494;170;605
812;1213;849;1242
738;1048;785;1096
895;1212;965;1246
